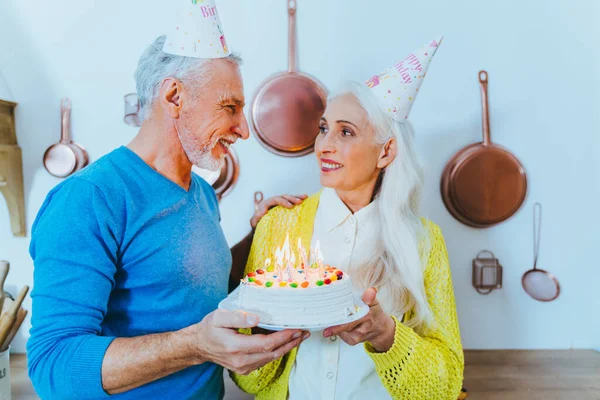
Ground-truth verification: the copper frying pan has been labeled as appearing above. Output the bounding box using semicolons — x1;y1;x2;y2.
441;71;527;228
212;149;239;200
250;0;327;157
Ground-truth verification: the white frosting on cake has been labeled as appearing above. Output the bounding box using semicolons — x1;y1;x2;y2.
238;276;357;326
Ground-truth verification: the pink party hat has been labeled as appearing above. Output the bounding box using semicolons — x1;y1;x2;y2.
163;0;231;59
365;36;443;121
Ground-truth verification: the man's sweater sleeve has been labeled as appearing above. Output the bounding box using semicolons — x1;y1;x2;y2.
27;178;119;399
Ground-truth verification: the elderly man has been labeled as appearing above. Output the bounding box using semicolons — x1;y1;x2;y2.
27;3;308;399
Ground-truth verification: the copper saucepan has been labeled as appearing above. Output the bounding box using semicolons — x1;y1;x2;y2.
250;0;328;157
441;71;527;228
64;99;89;170
43;98;89;177
124;93;142;127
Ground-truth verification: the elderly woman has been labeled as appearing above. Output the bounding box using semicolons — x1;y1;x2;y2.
231;38;464;399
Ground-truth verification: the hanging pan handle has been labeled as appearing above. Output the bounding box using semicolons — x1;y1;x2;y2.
288;0;297;73
60;98;73;144
479;70;491;146
533;202;542;271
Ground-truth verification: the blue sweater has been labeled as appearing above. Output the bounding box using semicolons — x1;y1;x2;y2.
28;147;232;399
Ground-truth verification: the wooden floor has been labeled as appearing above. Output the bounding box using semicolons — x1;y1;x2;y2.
9;350;600;400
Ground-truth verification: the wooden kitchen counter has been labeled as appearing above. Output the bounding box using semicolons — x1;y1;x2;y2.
9;350;600;399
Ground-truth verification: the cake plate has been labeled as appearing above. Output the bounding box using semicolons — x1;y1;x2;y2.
218;286;369;332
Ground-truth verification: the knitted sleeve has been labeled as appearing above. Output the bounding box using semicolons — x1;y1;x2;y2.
229;207;290;394
364;221;464;400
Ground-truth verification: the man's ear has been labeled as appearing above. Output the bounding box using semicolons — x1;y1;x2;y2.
160;77;184;119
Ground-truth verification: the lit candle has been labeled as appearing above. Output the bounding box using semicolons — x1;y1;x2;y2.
275;247;283;282
310;240;324;280
290;251;296;282
282;233;292;281
317;249;325;280
298;238;308;281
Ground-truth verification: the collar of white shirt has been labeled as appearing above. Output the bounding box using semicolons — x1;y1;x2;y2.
319;187;379;233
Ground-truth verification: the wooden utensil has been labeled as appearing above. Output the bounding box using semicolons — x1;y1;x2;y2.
0;261;9;314
440;71;527;228
0;308;26;352
250;0;328;157
0;144;26;237
1;298;13;316
0;99;18;145
0;285;28;347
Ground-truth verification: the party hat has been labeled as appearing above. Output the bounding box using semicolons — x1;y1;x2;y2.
365;36;443;121
163;0;231;59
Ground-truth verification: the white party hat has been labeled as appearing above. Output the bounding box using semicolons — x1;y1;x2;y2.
163;0;231;59
365;36;443;121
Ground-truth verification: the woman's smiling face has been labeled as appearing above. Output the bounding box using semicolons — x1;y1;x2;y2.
315;94;389;193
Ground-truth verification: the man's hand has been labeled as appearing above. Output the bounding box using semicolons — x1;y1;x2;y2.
250;194;307;229
185;309;309;375
322;288;396;352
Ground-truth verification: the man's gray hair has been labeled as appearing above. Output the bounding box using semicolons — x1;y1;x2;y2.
134;35;243;121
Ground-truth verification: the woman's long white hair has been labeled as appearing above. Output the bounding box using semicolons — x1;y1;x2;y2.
331;81;434;333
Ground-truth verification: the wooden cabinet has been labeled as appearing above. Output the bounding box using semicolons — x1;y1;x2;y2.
0;100;25;237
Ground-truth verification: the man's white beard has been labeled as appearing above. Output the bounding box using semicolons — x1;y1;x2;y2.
189;145;224;172
173;118;224;172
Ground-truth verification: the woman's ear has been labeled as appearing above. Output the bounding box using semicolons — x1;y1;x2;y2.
160;77;184;119
377;138;397;169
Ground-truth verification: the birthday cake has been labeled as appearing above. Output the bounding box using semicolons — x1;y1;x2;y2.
238;236;357;326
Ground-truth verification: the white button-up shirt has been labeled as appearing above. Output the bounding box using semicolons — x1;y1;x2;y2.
288;188;392;400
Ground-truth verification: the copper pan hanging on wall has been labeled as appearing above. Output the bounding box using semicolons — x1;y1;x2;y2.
441;71;527;228
43;98;89;178
250;0;327;157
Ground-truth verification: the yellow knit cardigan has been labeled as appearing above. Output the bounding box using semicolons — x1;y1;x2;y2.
231;192;464;400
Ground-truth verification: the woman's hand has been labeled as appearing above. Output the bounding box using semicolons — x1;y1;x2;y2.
323;288;396;353
250;194;308;229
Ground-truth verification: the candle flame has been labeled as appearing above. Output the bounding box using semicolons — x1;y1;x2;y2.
282;233;291;262
268;234;328;282
275;247;282;264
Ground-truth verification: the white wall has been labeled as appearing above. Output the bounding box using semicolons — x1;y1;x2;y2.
1;0;599;353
